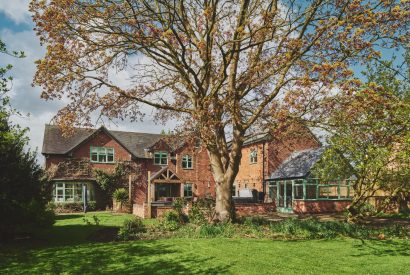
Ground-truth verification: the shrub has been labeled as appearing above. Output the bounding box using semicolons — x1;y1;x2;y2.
198;223;236;238
51;201;97;213
242;216;269;227
117;216;146;240
188;197;216;224
87;201;97;211
160;210;181;231
113;188;128;210
172;198;188;223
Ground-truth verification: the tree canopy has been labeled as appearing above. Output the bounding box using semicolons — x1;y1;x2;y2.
30;0;409;221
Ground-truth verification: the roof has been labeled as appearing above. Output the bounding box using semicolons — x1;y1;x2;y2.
269;147;325;180
42;124;163;158
243;132;271;146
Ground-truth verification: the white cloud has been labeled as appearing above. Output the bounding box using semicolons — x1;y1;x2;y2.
0;0;31;24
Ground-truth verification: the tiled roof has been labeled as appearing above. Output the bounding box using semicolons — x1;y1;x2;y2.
42;124;163;158
269;147;325;180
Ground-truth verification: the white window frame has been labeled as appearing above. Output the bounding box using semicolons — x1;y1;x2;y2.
154;151;168;165
250;150;258;164
184;183;193;197
90;146;115;163
53;182;88;202
182;155;193;169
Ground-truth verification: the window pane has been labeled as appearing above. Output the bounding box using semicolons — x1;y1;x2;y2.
91;147;98;153
91;153;98;161
99;154;107;162
107;148;114;154
107;154;114;162
184;183;193;197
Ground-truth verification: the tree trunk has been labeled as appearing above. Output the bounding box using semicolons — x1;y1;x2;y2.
214;178;235;222
398;192;409;214
207;141;242;222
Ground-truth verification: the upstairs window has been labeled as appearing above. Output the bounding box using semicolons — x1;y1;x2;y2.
184;183;193;197
90;147;114;163
250;150;258;164
182;155;193;169
154;152;168;165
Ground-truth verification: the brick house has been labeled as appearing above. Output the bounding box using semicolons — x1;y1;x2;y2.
233;127;320;199
42;125;215;217
43;123;355;217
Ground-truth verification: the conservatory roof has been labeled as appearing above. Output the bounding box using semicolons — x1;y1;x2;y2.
269;147;325;180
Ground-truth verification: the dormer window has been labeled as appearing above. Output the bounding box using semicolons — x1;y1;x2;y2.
182;155;193;169
154;151;168;165
250;150;257;164
90;147;114;163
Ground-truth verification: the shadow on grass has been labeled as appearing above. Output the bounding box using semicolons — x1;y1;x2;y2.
352;239;410;257
54;214;84;221
0;240;232;274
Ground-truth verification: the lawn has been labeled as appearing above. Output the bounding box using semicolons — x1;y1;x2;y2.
0;212;409;274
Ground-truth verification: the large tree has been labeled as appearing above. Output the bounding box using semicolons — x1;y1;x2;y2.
0;40;54;239
30;0;408;221
310;48;410;220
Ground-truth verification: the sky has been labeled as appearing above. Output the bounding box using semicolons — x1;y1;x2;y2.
0;1;171;164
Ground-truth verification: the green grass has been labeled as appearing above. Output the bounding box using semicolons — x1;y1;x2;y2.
0;212;409;274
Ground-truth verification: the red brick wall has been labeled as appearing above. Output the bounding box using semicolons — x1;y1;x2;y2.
235;203;276;217
45;130;132;172
235;143;266;193
175;145;215;198
293;200;350;213
234;129;320;195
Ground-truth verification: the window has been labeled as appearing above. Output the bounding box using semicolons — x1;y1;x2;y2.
182;155;193;169
90;147;114;163
184;183;193;197
53;182;94;202
232;184;237;197
154;152;168;165
250;150;257;164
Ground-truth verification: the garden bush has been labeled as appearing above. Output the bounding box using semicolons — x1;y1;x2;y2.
198;223;236;238
113;188;128;211
52;201;97;213
188;197;216;224
117;216;146;240
269;218;409;239
159;210;181;231
172;198;189;223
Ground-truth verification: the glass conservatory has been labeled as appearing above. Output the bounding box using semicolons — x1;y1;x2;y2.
266;178;354;213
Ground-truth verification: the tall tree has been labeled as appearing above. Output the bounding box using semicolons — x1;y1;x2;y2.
0;39;54;239
311;50;410;221
30;0;408;221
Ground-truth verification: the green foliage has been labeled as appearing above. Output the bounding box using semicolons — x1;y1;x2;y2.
198;223;235;238
118;216;146;240
94;164;127;207
0;40;54;240
113;188;128;204
94;164;126;193
188;197;216;225
51;201;97;213
315;54;410;219
241;216;270;227
172;198;188;223
159;210;181;231
269;218;409;239
82;214;100;226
